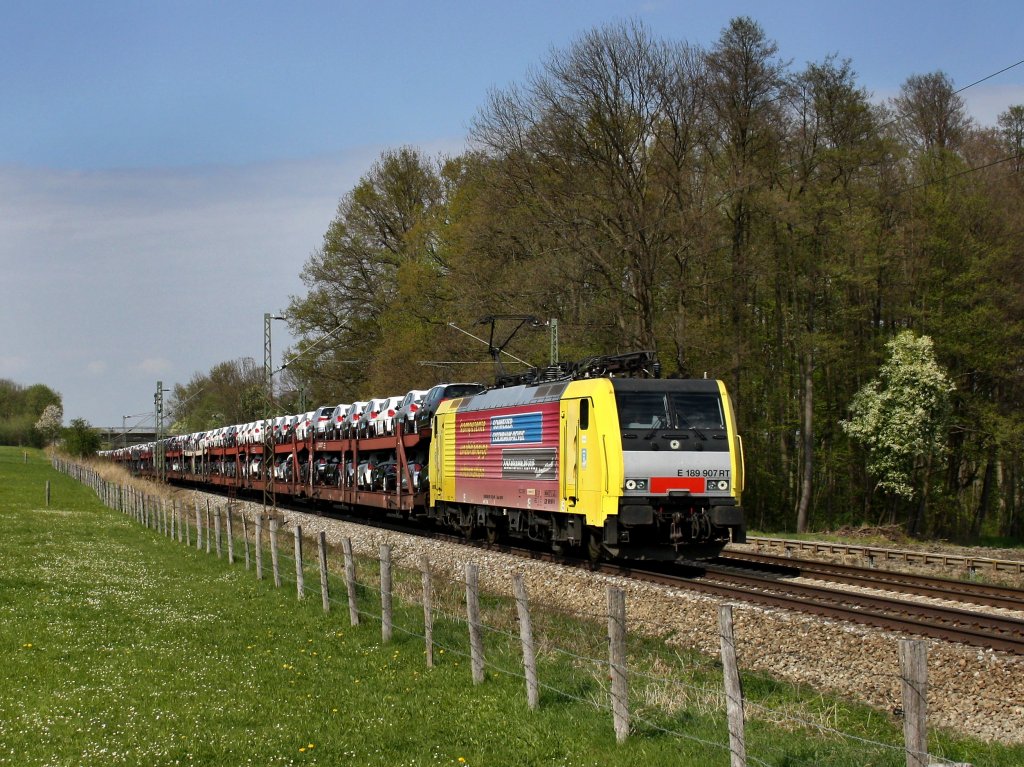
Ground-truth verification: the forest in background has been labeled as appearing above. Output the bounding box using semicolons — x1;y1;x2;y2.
176;18;1023;542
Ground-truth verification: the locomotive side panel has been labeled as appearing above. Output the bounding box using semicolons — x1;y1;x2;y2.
439;401;562;512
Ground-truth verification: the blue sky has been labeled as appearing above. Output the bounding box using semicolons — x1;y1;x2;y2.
1;0;1022;429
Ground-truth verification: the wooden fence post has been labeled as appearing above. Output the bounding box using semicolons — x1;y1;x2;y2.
205;501;212;554
899;639;929;767
420;555;433;668
607;585;629;743
380;545;393;643
342;537;359;626
254;514;264;580
318;532;330;612
465;562;485;685
241;512;250;570
194;502;202;550
214;507;223;558
270;517;281;587
170;500;176;539
294;525;305;599
45;481;50;507
513;573;539;710
718;604;747;767
225;506;234;564
184;504;191;547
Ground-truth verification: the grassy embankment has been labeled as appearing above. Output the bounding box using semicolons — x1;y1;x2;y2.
1;446;1018;766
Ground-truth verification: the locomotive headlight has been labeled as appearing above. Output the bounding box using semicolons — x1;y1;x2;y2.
625;479;647;491
625;479;636;490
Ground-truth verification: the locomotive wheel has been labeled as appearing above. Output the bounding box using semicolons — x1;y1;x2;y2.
587;530;603;565
484;516;505;544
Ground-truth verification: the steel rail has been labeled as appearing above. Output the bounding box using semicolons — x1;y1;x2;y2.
611;562;1024;655
716;551;1024;612
742;536;1024;578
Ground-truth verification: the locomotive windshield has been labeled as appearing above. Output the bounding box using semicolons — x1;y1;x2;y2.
616;390;724;431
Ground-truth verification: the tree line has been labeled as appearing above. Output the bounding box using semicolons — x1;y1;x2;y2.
179;17;1022;542
0;379;62;448
0;378;101;456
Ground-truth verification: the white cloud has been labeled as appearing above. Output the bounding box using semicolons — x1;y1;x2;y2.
136;358;173;375
0;356;29;377
963;85;1024;128
0;142;464;425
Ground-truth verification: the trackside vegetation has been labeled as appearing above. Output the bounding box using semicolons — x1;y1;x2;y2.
2;447;1019;766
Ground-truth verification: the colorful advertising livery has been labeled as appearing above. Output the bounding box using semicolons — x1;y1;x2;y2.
451;402;562;511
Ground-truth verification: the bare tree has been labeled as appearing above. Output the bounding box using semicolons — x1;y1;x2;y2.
287;147;445;399
471;20;707;355
702;16;788;409
891;71;971;153
998;104;1024;172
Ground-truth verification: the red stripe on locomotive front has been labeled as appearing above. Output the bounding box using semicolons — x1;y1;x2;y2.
649;476;706;494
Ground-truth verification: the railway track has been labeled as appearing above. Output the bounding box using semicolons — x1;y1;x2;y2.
606;559;1024;655
715;550;1024;612
742;535;1024;579
188;485;1024;655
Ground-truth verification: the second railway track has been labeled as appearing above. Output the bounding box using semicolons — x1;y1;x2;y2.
605;558;1024;655
715;550;1024;612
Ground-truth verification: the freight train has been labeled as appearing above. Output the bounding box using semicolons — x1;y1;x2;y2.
103;352;746;561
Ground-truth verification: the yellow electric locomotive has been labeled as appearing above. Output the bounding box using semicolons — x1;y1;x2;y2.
431;356;745;561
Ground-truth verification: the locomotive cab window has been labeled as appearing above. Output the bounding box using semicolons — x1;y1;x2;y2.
579;398;590;430
615;391;724;431
669;392;725;430
617;392;669;429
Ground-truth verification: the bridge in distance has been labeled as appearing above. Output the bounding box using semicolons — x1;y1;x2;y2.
98;425;158;447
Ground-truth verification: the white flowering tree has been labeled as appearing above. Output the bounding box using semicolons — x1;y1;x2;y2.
842;332;954;533
34;403;64;445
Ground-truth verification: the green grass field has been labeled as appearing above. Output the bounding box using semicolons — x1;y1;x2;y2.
1;447;1017;766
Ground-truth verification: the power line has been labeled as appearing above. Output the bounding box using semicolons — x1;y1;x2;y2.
954;58;1024;96
903;152;1021;192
